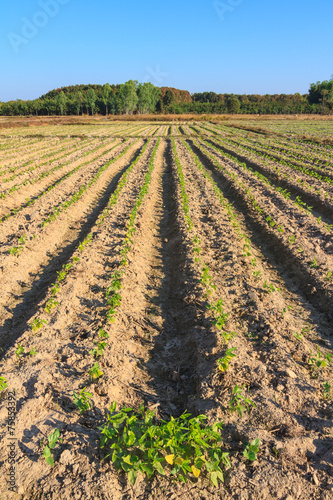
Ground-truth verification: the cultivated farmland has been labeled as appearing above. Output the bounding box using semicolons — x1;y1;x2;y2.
0;119;332;499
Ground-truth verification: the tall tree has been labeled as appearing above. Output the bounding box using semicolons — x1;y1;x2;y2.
119;80;138;114
226;95;240;114
137;83;160;114
74;91;83;115
57;91;67;115
31;99;42;116
87;88;97;115
102;83;111;115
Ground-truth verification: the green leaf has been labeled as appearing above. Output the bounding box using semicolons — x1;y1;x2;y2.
140;463;154;478
45;455;54;467
48;428;60;449
43;446;54;466
127;469;138;486
154;460;165;475
210;471;218;487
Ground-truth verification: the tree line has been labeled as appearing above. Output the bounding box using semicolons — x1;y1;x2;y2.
1;77;332;116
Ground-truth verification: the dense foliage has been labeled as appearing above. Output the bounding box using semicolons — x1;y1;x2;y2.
1;77;332;116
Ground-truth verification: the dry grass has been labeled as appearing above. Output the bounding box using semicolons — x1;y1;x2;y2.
0;113;332;131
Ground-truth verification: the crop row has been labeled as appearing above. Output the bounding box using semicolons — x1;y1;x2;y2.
0;138;124;225
5;139;141;256
202;136;333;231
31;139;154;333
189;139;333;310
0;136;83;180
0;137;107;200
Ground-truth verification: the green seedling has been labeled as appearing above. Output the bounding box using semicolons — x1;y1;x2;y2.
293;332;304;341
89;362;103;381
29;348;37;356
100;402;231;487
193;236;201;255
263;281;280;293
288;235;296;245
15;344;24;358
323;381;332;400
326;271;332;281
243;438;260;462
253;270;261;279
309;345;331;375
73;387;93;413
44;298;59;314
213;312;229;330
207;299;229;329
42;428;61;467
57;270;67;281
98;329;109;339
9;246;22;256
51;284;60;296
107;292;121;309
89;342;107;359
298;247;303;253
220;331;237;344
18;235;27;245
30;317;47;332
200;265;216;295
310;257;318;269
0;376;8;391
217;348;237;372
281;305;293;317
229;385;256;417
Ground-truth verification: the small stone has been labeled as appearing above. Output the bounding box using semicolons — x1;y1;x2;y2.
249;292;258;302
29;211;38;221
313;472;319;486
284;369;297;379
59;450;74;466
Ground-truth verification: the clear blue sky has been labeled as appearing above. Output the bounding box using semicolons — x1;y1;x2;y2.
1;0;332;101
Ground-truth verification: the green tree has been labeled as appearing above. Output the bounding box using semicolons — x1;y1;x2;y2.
119;80;138;114
227;96;240;114
74;91;83;115
320;89;329;114
87;88;97;115
102;83;111;115
31;99;42;116
56;91;67;115
326;89;333;115
137;82;160;114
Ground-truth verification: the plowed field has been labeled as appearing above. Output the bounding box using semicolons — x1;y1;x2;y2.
0;121;332;500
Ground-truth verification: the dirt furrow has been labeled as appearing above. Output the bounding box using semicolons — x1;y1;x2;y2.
185;140;333;316
0;137;93;188
204;137;333;225
0;138;124;219
0;139;129;252
173;138;333;499
0;140;150;346
0;139;166;500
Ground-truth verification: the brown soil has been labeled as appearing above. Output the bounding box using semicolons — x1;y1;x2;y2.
0;123;332;500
